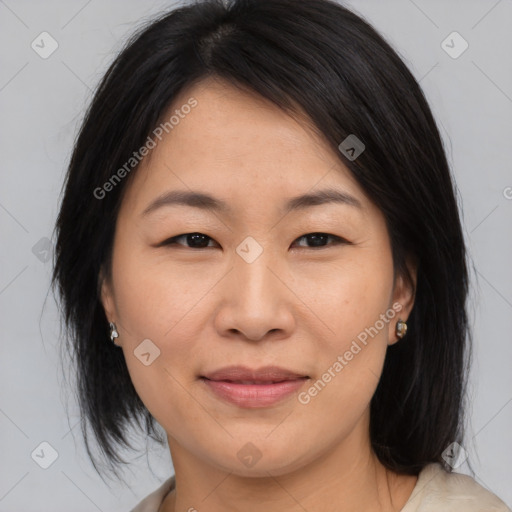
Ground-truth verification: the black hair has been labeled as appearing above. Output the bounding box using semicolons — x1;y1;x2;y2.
52;0;471;479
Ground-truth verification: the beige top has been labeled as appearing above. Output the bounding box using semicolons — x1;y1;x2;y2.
130;462;511;511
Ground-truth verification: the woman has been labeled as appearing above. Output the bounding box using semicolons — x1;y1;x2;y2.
51;0;511;510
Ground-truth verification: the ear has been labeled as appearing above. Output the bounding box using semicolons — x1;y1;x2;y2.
388;255;417;346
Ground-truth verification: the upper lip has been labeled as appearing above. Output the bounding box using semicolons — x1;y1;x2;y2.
201;365;309;382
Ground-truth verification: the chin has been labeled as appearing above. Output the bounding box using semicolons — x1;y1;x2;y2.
206;443;312;479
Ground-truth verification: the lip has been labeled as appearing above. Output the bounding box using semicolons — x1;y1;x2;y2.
202;365;308;382
200;365;310;408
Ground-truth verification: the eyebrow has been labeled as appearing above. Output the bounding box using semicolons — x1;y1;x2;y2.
140;187;363;217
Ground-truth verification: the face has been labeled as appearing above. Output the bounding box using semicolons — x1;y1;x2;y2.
100;77;416;477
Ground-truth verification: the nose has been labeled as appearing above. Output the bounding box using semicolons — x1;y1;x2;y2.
213;245;296;342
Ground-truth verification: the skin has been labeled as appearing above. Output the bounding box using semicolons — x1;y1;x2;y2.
101;77;418;512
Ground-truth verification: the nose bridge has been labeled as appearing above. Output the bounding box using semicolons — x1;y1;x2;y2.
233;235;282;308
214;235;294;340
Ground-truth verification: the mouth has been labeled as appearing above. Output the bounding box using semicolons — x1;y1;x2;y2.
201;365;309;382
199;366;310;408
203;379;302;384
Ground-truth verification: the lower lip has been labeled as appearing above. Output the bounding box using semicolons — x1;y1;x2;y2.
201;377;309;408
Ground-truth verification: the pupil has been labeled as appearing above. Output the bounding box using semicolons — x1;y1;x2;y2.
189;233;208;248
309;233;327;247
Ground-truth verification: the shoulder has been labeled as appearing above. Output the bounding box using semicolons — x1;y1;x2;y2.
401;463;511;512
130;475;175;512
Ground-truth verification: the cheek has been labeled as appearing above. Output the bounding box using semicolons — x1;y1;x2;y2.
296;250;394;420
111;240;212;340
110;242;218;404
296;252;394;347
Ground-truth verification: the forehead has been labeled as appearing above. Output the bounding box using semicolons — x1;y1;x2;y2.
161;78;333;165
120;77;367;216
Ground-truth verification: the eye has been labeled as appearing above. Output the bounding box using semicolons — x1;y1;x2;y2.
291;232;347;249
159;232;218;249
158;232;348;250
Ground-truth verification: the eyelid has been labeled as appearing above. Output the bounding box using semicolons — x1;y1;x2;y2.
291;233;349;248
156;233;219;248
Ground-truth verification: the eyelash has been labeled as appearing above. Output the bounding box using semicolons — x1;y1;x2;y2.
159;232;348;250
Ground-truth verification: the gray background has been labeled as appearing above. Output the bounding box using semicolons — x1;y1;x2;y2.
1;0;511;510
